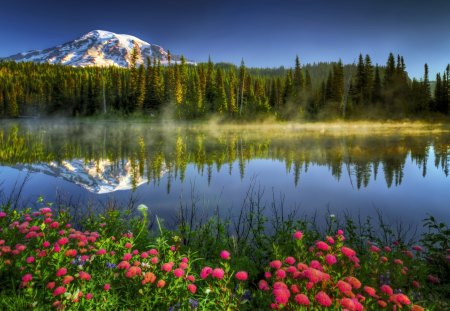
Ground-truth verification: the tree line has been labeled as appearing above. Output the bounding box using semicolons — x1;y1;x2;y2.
0;47;449;119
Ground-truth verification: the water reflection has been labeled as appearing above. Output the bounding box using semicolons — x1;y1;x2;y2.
0;121;449;193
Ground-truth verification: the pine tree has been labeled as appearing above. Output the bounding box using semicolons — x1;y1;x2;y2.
434;73;443;113
423;63;431;110
372;65;382;104
331;60;344;103
364;54;374;104
293;55;304;104
238;59;246;115
305;70;312;93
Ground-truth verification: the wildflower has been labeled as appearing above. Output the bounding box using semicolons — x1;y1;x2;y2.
411;305;425;311
285;256;295;265
157;280;166;288
380;256;388;263
412;245;423;252
337;280;352;294
394;259;403;265
187;284;197;294
57;237;68;245
315;291;332;307
427;274;440;284
173;268;184;278
370;245;381;252
364;286;377;297
303;268;323;283
275;269;286;279
104;284;111;291
65;249;77;257
125;266;142;278
396;293;411;305
345;276;362;289
96;249;106;255
220;250;231;260
123;253;132;261
380;284;393;295
125;242;132;249
150;257;159;264
212;268;224;279
235;271;248;281
22;274;33;284
337;229;344;235
117;261;131;270
179;262;188;270
161;262;174;273
62;275;74;285
341;247;356;257
295;294;310;306
142;272;156;284
264;271;272;279
0;212;6;218
26;256;35;264
56;268;67;277
187;275;195;282
293;231;303;240
270;260;282;270
148;249;158;255
85;293;93;300
325;254;337;265
200;266;213;279
341;297;355;310
258;280;270;291
140;252;148;259
53;286;66;296
137;204;148;213
290;284;300;294
412;280;420;288
310;260;323;270
316;241;330;251
273;282;290;305
79;271;91;281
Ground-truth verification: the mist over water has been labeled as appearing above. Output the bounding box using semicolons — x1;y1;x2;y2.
0;120;449;232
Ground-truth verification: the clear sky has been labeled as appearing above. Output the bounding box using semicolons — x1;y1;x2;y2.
0;0;449;78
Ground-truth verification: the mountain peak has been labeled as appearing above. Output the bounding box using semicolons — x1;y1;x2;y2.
2;30;188;68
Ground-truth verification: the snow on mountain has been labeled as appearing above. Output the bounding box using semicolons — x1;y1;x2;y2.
13;159;167;194
2;30;191;68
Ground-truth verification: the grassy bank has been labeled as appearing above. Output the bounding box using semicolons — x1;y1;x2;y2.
0;202;448;310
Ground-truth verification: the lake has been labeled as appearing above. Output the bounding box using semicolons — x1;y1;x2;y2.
1;120;449;233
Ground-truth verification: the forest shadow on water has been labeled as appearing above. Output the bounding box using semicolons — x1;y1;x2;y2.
0;119;449;235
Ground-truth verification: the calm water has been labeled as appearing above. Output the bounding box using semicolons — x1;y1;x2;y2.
1;120;449;231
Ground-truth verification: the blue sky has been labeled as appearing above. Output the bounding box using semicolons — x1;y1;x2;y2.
0;0;449;78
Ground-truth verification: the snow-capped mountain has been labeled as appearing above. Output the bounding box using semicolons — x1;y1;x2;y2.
13;159;167;194
2;30;189;68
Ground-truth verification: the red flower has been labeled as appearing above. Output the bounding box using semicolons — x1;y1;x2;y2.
57;237;69;245
341;297;355;310
396;293;411;305
212;268;224;279
173;268;184;278
104;283;111;291
123;253;132;261
273;282;290;305
341;246;356;257
380;284;393;295
345;277;361;289
124;242;132;249
316;241;330;251
187;284;197;294
220;250;231;260
53;286;66;296
157;279;165;288
79;271;91;281
270;260;282;270
275;269;286;279
293;231;303;240
56;268;67;277
325;254;337;265
125;266;142;278
315;291;332;307
85;293;93;300
26;256;35;264
294;293;310;305
117;261;131;270
65;249;77;257
337;280;352;294
259;280;270;291
47;282;56;289
22;274;33;284
161;262;174;273
235;271;248;281
364;286;377;297
200;266;212;279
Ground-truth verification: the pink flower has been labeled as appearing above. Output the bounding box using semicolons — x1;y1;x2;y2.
370;245;381;252
337;229;344;235
315;291;332;307
220;250;231;260
284;256;295;265
46;282;56;289
85;293;93;300
181;257;189;263
275;269;286;279
341;297;355;310
187;284;197;294
140;252;149;259
380;284;393;295
200;266;213;279
412;245;423;252
264;271;272;279
124;242;132;249
258;280;270;291
117;261;131;270
179;262;188;270
326;236;335;245
96;249;106;255
157;280;165;288
104;284;111;291
173;268;184;278
65;249;77;257
364;286;377;297
26;256;35;264
316;241;330;251
341;246;356;257
53;286;66;296
293;231;303;240
40;207;52;214
123;253;132;261
125;266;142;278
79;271;91;281
42;241;51;248
235;271;248;281
295;294;310;306
0;212;6;218
56;268;67;277
212;268;224;279
273;282;290;305
269;260;282;270
161;262;174;273
325;254;337;265
384;246;392;252
150;257;159;264
50;221;60;229
148;249;158;255
337;280;352;294
22;274;33;283
394;259;403;265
